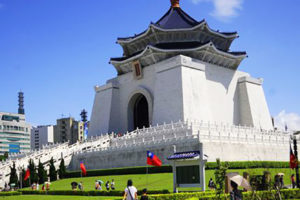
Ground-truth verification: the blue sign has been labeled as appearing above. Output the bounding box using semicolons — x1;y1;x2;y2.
9;144;20;153
167;151;200;160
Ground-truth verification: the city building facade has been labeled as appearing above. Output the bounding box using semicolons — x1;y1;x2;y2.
31;125;54;150
0;112;31;155
54;117;84;144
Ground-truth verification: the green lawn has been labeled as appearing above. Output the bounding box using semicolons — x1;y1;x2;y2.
33;168;294;192
0;195;121;200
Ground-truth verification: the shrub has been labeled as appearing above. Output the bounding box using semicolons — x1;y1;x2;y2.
147;189;300;200
0;191;21;196
20;189;170;196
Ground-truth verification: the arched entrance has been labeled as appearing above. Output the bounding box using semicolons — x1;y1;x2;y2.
133;95;149;130
128;93;150;131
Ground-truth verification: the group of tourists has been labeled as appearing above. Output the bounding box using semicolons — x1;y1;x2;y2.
71;181;83;191
95;179;115;190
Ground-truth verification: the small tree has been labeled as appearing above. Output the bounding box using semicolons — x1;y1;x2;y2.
214;158;229;200
0;152;8;161
28;159;38;183
49;157;57;181
9;162;18;186
58;158;66;179
37;160;47;184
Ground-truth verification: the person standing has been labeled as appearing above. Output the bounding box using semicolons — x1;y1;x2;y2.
95;180;98;190
123;179;137;200
291;174;296;189
106;181;110;191
279;175;284;188
230;181;242;200
208;178;215;190
78;182;83;191
111;179;115;190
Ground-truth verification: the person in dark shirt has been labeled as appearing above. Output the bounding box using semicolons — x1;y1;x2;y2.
140;188;148;200
230;181;242;200
106;181;110;191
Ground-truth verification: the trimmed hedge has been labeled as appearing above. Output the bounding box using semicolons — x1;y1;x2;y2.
0;191;22;196
206;161;289;169
65;161;289;178
148;189;300;200
19;189;300;199
20;189;169;196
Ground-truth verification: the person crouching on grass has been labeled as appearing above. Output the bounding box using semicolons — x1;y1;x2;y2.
123;179;137;200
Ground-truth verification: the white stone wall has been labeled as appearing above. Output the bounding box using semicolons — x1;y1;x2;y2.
69;121;294;170
89;55;273;137
238;77;273;130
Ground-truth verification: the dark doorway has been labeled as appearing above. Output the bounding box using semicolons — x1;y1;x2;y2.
134;95;149;129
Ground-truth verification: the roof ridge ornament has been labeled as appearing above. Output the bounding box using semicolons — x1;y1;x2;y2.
171;0;180;8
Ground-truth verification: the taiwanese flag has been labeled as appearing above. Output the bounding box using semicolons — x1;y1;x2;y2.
147;151;162;167
80;162;87;176
290;145;298;169
24;168;30;181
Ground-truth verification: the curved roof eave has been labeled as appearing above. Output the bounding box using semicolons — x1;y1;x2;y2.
117;22;238;44
110;42;246;65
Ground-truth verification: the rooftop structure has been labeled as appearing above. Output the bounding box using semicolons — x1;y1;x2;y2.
111;0;246;75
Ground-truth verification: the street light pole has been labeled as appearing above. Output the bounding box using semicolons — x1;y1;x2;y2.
17;167;22;189
293;135;300;188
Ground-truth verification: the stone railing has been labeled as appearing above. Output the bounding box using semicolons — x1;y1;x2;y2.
190;121;292;145
0;134;111;188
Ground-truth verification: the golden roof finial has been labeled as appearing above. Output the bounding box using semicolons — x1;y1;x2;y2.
171;0;180;8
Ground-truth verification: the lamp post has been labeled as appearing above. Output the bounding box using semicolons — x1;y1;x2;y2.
17;166;22;189
293;131;300;188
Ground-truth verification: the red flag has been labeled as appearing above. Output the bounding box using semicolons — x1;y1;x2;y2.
147;151;162;167
24;168;30;181
290;145;298;169
80;162;87;176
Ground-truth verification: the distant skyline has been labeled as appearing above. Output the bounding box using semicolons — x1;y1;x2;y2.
0;0;299;130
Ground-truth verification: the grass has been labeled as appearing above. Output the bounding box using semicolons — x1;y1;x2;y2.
0;195;121;200
26;168;294;192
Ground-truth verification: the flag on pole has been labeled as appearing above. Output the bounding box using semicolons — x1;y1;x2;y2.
80;162;87;176
24;168;30;181
147;151;162;167
290;145;298;169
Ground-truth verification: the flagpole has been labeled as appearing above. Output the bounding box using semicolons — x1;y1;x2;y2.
293;135;300;188
146;165;148;188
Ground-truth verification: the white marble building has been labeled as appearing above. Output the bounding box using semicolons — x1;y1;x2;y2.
89;1;273;137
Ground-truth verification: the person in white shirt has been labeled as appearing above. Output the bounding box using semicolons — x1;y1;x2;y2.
123;179;137;200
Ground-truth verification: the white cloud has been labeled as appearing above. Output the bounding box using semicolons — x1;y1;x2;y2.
274;110;300;131
191;0;243;21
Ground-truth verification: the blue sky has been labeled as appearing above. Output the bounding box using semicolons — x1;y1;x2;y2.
0;0;299;129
